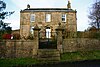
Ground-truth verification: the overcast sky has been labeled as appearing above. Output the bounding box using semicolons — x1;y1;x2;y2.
3;0;94;31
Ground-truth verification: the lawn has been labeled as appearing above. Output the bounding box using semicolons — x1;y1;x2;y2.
61;50;100;62
0;50;100;67
0;58;39;67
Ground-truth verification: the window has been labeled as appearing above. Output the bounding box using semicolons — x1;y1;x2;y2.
62;14;66;22
46;14;51;22
30;27;34;34
30;14;35;22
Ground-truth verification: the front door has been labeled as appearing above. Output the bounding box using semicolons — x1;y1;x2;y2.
46;27;51;38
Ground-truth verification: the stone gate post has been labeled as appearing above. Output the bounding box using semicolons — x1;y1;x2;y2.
56;23;64;53
33;25;40;57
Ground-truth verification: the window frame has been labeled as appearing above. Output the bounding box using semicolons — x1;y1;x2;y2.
30;14;35;22
62;14;66;22
46;14;51;22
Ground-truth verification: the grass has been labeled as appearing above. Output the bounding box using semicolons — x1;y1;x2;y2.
0;50;100;67
0;58;39;67
61;50;100;62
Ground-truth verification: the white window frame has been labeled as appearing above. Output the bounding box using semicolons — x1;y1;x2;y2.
46;14;51;22
30;14;35;22
62;14;66;22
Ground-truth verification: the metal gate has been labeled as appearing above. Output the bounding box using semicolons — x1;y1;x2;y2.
39;32;57;49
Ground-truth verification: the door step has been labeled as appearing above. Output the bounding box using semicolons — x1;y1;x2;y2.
37;49;60;61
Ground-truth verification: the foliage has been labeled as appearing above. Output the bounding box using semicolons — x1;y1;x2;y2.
88;0;100;30
76;31;100;39
93;31;100;39
0;0;14;39
2;34;12;39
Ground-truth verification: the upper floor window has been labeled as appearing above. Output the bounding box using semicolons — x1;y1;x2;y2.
62;14;66;22
46;14;51;22
30;14;35;22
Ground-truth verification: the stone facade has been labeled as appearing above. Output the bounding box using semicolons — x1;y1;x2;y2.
20;1;77;39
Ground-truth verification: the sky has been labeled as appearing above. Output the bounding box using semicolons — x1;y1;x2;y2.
3;0;94;31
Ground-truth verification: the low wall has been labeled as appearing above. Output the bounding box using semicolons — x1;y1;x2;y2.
63;38;100;52
0;38;100;58
0;40;38;58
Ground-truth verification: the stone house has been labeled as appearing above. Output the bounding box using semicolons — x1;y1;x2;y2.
20;1;77;39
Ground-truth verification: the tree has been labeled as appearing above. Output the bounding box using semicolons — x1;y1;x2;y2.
88;0;100;30
0;0;14;39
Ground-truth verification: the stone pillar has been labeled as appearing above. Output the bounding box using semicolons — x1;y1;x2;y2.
33;25;40;57
56;23;64;53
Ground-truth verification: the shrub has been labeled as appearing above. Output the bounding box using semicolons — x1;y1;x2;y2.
2;34;12;39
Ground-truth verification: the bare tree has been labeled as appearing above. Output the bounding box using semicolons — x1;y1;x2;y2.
88;0;100;30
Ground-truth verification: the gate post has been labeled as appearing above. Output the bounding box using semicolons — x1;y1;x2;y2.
56;23;64;53
33;24;40;56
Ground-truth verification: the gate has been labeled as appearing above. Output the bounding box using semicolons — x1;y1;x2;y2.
39;32;57;49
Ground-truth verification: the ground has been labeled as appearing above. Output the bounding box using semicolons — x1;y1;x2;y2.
0;50;100;67
12;60;100;67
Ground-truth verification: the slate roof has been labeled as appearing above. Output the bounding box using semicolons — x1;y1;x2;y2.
20;8;76;12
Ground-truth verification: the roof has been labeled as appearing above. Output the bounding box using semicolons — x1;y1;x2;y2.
20;8;76;13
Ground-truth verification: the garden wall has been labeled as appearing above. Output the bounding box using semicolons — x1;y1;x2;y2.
0;40;38;58
0;38;100;58
63;38;100;52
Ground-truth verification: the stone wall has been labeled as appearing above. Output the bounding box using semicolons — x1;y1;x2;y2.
63;38;100;52
0;40;38;58
0;38;100;58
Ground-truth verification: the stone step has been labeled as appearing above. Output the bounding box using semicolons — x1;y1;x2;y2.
38;53;60;58
38;50;59;55
37;49;60;61
38;49;59;52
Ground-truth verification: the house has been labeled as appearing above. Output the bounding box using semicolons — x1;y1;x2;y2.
20;1;77;39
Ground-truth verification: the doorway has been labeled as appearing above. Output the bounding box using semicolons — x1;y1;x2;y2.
46;27;51;38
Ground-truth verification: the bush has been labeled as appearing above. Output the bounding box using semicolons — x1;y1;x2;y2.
2;34;12;39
